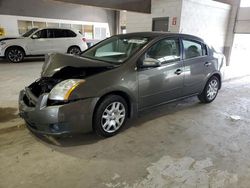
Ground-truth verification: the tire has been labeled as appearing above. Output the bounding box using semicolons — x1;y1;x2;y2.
6;47;25;63
198;76;220;103
67;46;81;55
93;95;128;137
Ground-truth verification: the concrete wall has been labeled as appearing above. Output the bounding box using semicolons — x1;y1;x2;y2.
223;1;240;65
180;0;231;53
126;0;182;33
0;15;111;37
235;7;250;33
0;0;116;35
126;0;230;53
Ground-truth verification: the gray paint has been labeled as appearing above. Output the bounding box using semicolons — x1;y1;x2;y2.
0;0;116;35
19;32;225;135
55;0;151;13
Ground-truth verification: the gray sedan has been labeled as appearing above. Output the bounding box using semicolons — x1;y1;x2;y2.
19;32;225;137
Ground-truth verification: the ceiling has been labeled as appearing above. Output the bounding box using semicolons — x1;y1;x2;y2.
214;0;240;6
54;0;151;13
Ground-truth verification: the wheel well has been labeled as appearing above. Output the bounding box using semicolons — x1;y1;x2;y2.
94;91;132;119
212;73;221;89
67;45;80;53
5;46;26;56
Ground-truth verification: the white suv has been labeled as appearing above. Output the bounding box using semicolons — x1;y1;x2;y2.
0;28;88;63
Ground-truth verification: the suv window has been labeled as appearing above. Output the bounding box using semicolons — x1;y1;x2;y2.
145;38;181;64
22;28;38;37
183;40;203;59
34;29;53;38
66;30;77;37
53;29;76;38
34;29;47;38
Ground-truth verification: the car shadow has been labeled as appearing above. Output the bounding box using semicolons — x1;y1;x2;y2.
34;96;203;147
0;57;44;64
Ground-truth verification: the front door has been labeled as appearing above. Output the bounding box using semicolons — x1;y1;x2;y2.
27;29;53;55
138;38;184;109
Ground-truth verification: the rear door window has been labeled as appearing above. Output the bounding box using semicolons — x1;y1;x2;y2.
183;40;203;59
53;29;65;38
53;29;76;38
202;44;209;56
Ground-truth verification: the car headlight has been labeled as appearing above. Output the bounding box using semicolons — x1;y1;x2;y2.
0;41;6;46
49;79;85;101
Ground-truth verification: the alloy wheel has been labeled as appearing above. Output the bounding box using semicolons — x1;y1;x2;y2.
69;47;81;55
8;49;24;62
101;102;126;133
206;79;219;101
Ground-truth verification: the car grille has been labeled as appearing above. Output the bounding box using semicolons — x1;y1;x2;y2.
29;77;61;98
23;77;61;107
23;94;35;107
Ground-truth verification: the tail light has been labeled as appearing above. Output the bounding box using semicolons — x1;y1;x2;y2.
82;38;86;42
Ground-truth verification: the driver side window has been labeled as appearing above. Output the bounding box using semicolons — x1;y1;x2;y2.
145;38;181;64
34;29;47;39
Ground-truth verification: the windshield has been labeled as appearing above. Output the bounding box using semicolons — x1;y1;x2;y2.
22;28;39;37
82;36;150;64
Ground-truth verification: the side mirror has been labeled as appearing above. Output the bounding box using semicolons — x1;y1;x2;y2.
31;34;38;39
141;58;161;68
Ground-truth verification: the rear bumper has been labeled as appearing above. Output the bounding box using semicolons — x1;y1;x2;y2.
19;89;98;136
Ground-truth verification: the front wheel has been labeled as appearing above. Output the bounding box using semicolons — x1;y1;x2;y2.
6;47;25;63
198;76;220;103
93;95;128;137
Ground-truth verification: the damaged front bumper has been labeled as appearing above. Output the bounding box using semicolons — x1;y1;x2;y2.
19;89;98;136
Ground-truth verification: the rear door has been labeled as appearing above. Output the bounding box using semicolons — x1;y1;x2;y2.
138;37;184;109
52;29;76;53
181;38;210;96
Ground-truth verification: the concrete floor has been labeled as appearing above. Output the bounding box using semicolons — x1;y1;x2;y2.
0;58;250;188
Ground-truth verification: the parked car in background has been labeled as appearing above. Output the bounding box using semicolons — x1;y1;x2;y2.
0;28;88;63
85;39;102;48
19;32;225;137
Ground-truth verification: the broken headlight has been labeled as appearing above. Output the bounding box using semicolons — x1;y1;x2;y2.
49;79;85;101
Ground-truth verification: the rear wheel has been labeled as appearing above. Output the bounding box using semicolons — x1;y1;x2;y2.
68;46;81;55
93;95;128;137
6;47;25;63
198;76;220;103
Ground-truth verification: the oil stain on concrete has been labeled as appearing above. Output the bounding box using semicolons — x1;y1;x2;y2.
105;156;238;188
0;107;18;123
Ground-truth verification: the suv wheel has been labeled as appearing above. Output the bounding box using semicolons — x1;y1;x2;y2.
198;76;220;103
68;46;81;55
93;95;128;137
6;47;25;63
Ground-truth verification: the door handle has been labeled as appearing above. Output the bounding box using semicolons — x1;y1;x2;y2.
204;62;212;67
174;69;182;75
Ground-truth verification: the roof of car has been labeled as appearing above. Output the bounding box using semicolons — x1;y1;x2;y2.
36;27;74;30
116;32;205;42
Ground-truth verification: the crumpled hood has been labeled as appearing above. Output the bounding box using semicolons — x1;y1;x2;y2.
41;53;114;77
